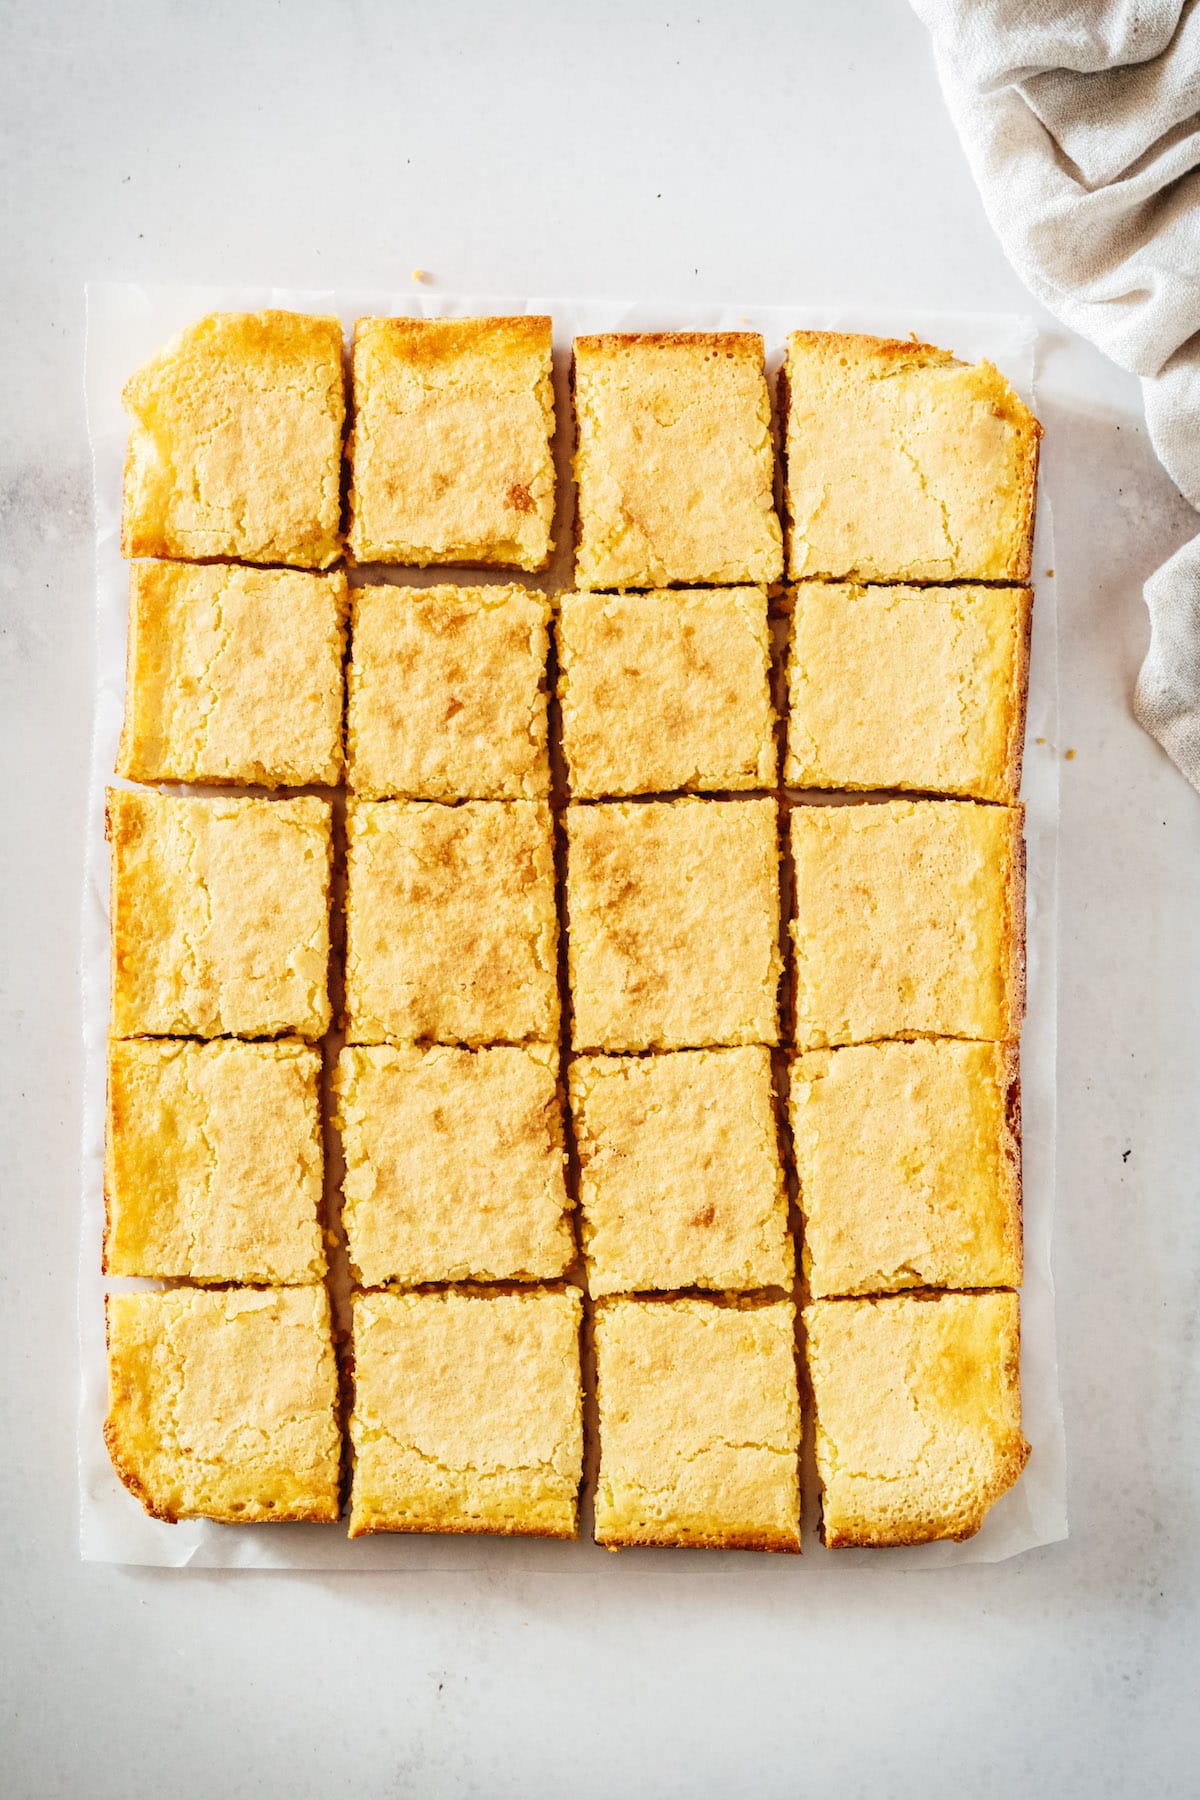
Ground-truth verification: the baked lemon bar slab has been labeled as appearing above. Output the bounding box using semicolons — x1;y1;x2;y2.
781;331;1040;583
105;1286;342;1524
117;561;347;788
593;1296;801;1551
569;1047;791;1295
791;1039;1022;1298
105;1038;325;1283
572;332;783;590
335;1044;572;1286
348;315;556;571
789;798;1024;1049
346;583;551;800
557;587;776;798
566;797;782;1052
121;310;345;568
786;582;1031;803
348;1288;583;1538
343;798;559;1046
805;1291;1029;1546
107;788;333;1041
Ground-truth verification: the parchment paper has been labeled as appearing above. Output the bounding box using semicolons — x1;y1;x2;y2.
81;284;1067;1568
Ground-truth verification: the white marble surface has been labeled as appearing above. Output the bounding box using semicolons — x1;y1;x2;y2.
1;2;1197;1793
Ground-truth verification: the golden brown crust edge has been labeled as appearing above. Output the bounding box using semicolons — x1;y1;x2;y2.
596;1525;801;1554
100;1044;121;1277
775;361;794;580
113;565;142;776
1003;810;1029;1041
784;328;959;369
821;1459;1030;1548
999;1041;1025;1288
1001;587;1035;803
344;545;552;576
348;1513;578;1541
574;330;766;358
1007;425;1043;584
352;313;552;357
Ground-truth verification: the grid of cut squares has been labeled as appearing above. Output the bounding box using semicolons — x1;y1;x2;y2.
106;312;1036;1551
346;583;551;800
105;1038;326;1285
117;561;348;789
557;587;776;798
348;315;556;571
593;1296;801;1551
804;1291;1029;1547
335;1044;572;1286
570;1048;791;1296
348;1288;584;1539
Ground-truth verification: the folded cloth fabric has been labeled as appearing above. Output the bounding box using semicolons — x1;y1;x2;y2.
912;0;1200;791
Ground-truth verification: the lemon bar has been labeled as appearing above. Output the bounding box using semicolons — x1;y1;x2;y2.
786;583;1031;803
121;310;345;568
594;1297;801;1551
790;799;1024;1049
573;333;782;590
570;1048;791;1295
558;587;776;797
348;1287;584;1538
792;1040;1022;1298
347;583;551;799
344;799;558;1045
335;1044;572;1285
117;561;347;788
781;332;1041;583
805;1291;1029;1546
105;1287;341;1523
105;1038;325;1283
348;315;555;570
566;798;781;1052
107;789;332;1041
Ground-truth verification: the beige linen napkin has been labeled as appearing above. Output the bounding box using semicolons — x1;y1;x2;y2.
912;0;1200;791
